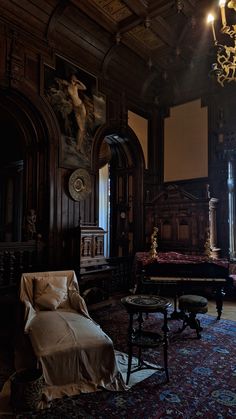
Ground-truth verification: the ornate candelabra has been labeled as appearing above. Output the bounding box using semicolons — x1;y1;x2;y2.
207;1;236;86
149;227;158;258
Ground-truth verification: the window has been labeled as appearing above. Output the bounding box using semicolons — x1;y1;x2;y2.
99;163;110;257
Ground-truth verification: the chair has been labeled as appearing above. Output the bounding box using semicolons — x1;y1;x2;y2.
18;270;126;406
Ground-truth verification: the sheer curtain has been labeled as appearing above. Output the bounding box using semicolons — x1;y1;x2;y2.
99;164;110;257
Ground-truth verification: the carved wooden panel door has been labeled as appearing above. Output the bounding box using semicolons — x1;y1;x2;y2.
108;137;143;257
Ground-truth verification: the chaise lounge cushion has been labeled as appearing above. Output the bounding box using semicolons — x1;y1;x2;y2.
33;276;68;310
34;283;67;310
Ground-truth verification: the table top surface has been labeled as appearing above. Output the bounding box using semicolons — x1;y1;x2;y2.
121;294;172;311
134;251;229;268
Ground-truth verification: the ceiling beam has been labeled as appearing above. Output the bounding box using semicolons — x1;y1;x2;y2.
122;0;148;16
70;0;117;33
118;1;173;34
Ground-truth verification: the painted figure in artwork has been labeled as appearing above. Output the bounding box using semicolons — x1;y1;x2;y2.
47;73;94;160
57;75;87;153
45;57;107;169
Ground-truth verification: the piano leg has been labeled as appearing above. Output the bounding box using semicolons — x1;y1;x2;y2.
170;294;183;320
169;285;186;320
215;286;225;320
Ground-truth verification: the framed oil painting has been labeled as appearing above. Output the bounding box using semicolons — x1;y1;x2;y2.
44;56;106;169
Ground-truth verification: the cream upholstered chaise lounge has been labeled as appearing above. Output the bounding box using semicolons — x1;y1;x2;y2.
19;270;126;404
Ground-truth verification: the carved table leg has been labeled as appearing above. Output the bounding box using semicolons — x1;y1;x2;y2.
161;310;169;382
127;312;134;385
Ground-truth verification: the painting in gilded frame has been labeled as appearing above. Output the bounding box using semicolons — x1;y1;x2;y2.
44;56;106;169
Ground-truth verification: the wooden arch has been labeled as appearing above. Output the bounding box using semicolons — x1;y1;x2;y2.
0;88;60;243
91;124;145;255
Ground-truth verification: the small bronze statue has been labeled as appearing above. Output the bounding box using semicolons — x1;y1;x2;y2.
150;226;158;258
204;229;211;258
25;209;37;240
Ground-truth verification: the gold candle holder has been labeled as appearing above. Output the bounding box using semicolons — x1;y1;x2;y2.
150;227;158;258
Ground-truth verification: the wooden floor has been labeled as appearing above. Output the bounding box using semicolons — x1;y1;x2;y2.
166;296;236;321
110;292;236;322
206;298;236;321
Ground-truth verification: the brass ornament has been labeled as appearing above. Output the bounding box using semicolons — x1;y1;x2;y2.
68;168;91;201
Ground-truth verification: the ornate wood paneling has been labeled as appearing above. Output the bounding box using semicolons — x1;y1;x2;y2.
146;184;210;255
0;240;45;292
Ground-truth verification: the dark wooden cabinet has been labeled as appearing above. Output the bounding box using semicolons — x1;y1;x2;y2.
80;225;107;270
79;224;112;309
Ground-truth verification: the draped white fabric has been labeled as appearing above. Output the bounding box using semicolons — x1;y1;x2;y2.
19;270;126;405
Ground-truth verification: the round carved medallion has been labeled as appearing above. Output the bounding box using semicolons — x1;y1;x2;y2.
68;168;91;201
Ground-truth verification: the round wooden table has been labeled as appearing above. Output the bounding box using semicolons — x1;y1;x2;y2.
121;294;172;385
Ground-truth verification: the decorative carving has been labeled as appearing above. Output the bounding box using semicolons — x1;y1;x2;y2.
209;197;221;259
0;241;45;290
80;225;107;269
8;31;24;85
204;229;212;258
25;209;37;240
149;184;210;254
68;168;91;201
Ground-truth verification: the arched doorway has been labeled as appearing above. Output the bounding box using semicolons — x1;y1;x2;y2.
0;90;51;243
93;128;145;258
0;106;24;241
0;89;54;288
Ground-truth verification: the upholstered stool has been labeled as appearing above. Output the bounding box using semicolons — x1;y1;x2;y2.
178;294;208;339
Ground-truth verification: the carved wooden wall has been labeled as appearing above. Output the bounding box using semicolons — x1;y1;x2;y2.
145;184;210;255
0;1;146;271
0;0;235;275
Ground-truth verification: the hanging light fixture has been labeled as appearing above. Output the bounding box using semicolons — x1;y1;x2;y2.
207;0;236;86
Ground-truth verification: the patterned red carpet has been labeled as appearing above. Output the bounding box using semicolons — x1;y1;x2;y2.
2;301;236;418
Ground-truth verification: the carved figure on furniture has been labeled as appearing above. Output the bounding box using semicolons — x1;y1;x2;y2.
25;209;37;240
204;229;212;258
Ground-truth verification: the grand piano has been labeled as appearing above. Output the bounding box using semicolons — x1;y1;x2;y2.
133;252;232;320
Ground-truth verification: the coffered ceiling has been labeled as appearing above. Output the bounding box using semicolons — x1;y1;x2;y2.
72;0;214;75
0;0;221;103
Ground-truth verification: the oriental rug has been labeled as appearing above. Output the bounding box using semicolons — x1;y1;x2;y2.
0;350;157;417
1;301;236;418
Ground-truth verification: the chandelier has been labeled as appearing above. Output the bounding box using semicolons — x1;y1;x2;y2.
207;0;236;86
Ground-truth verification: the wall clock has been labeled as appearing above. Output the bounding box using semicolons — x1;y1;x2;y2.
68;168;91;201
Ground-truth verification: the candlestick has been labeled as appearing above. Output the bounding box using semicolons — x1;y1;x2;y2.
219;0;227;26
207;14;217;43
